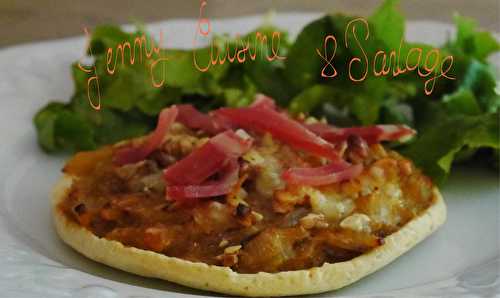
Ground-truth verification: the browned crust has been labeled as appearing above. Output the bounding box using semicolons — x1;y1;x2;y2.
52;174;446;297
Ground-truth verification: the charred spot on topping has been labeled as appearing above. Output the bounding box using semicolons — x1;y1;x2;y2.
89;217;116;237
235;203;261;227
149;150;177;168
377;237;385;246
73;203;86;215
160;202;173;212
346;135;369;163
324;246;360;262
374;230;390;238
236;203;251;218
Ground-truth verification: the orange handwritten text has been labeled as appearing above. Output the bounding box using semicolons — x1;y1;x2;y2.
77;28;102;110
78;27;168;110
317;17;455;95
316;35;338;78
193;0;286;72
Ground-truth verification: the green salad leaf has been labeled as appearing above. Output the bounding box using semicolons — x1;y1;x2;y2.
34;102;95;152
402;112;499;185
369;0;405;50
451;14;500;61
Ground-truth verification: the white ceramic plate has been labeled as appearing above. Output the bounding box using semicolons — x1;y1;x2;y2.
0;13;498;298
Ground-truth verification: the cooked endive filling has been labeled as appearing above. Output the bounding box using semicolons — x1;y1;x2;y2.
59;99;434;274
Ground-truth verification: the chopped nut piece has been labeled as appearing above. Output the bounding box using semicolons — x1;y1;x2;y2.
303;116;319;124
370;143;387;159
398;159;413;176
334;140;348;157
224;245;242;254
149;150;176;168
169;122;187;133
235;129;251;140
299;213;329;229
162;134;200;157
196;137;210;147
340;213;372;233
215;243;242;267
370;166;385;181
251;211;264;222
274;188;309;213
226;186;249;208
219;239;229;248
143;227;173;252
218;253;238;267
297;113;307;121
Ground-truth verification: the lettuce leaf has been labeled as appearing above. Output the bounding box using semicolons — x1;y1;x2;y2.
402;112;499;185
450;14;500;61
34;102;95;152
369;0;404;50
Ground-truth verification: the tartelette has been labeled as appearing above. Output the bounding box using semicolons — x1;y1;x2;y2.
53;95;446;296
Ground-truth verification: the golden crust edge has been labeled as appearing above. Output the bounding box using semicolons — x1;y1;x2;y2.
52;174;447;297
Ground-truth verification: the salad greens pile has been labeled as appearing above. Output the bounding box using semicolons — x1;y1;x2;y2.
34;0;499;185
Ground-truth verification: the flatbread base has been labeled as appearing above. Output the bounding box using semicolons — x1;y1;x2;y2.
52;174;447;297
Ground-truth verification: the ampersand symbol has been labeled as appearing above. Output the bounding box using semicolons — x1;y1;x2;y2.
316;35;337;78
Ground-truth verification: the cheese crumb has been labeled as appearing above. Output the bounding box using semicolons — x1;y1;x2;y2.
340;213;372;233
219;239;229;248
224;245;242;254
299;213;329;229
